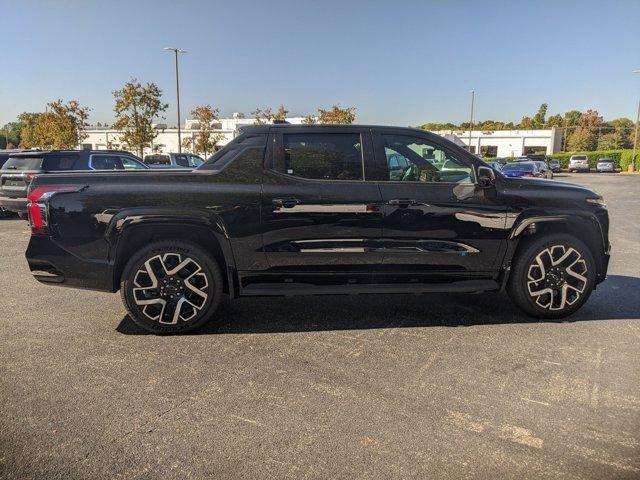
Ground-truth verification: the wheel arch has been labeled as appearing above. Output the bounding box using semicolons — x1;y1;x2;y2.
106;211;237;296
505;214;608;284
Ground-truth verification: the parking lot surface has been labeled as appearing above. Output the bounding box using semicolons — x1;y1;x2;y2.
1;173;639;479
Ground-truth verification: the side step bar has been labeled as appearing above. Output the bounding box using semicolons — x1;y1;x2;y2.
240;280;499;297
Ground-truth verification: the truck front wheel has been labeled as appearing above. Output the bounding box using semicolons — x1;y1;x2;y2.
120;240;223;334
507;233;596;319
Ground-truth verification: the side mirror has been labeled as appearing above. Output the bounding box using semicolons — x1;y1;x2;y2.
477;166;496;188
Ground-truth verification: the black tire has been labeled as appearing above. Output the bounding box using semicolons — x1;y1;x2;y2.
507;233;596;319
120;240;223;334
18;212;28;220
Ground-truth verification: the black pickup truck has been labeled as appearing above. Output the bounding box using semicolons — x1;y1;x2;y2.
24;124;610;333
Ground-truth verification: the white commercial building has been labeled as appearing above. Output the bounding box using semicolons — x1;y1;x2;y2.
431;128;563;157
81;114;308;156
81;116;563;159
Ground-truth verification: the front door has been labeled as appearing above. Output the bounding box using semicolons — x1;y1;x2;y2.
261;128;384;271
373;131;508;276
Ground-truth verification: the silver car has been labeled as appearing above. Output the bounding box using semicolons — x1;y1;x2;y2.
596;157;615;173
568;155;590;172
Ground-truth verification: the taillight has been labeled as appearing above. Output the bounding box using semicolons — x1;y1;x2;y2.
27;185;79;235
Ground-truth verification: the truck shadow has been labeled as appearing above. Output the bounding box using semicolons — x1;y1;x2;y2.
116;274;640;335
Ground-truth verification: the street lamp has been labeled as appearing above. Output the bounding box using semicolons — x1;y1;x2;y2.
164;47;187;153
632;70;640;172
468;90;475;154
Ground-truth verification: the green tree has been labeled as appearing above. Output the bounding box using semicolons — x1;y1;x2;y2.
42;99;90;149
518;116;534;129
531;103;548;129
317;105;356;124
1;121;23;148
302;114;317;124
546;114;564;127
189;105;223;158
563;110;582;127
112;79;168;157
419;122;459;131
273;105;288;121
251;107;274;125
17;113;42;148
566;109;603;151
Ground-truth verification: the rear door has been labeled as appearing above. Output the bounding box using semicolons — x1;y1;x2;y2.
372;130;507;275
261;127;384;270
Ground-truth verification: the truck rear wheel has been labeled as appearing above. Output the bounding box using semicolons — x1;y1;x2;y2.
507;233;596;319
120;240;223;334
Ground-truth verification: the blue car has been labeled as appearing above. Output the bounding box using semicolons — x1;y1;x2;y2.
501;161;544;178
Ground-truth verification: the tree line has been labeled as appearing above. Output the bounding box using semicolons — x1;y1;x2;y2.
0;78;358;157
419;103;636;152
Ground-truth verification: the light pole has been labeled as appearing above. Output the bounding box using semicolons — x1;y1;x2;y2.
632;70;640;172
468;90;475;154
164;47;187;153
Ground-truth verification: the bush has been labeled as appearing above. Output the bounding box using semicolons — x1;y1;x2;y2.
547;149;636;170
620;150;639;171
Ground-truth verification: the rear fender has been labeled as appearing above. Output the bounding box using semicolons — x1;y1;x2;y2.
105;208;237;295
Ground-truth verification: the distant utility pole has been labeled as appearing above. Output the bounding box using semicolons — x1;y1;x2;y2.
468;90;475;154
164;47;187;153
632;70;640;172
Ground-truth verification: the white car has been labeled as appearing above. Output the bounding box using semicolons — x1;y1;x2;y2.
568;155;590;172
596;157;615;173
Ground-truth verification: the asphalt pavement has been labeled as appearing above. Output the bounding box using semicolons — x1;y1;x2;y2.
1;173;639;479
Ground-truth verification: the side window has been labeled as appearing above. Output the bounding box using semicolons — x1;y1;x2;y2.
120;156;146;170
91;155;123;170
43;155;78;171
174;154;190;167
274;133;363;181
381;135;474;184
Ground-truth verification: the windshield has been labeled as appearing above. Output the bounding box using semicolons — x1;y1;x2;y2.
572;156;587;161
503;162;535;172
1;156;44;171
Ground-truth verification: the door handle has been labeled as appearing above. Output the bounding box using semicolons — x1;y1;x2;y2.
388;198;417;207
272;198;300;208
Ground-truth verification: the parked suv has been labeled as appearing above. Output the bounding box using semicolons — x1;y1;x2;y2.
24;125;610;334
596;157;615;173
569;155;590;172
0;150;147;215
1;149;40;217
548;159;561;173
143;153;205;169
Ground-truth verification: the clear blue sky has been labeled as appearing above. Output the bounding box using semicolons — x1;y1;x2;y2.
1;0;639;127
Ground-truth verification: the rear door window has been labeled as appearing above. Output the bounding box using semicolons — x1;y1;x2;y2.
42;154;79;171
275;133;364;181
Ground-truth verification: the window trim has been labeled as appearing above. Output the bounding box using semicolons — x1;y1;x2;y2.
269;131;368;183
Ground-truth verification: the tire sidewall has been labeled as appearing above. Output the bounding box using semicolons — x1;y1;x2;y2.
121;241;223;334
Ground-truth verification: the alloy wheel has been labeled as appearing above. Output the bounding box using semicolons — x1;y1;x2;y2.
526;245;588;311
132;253;210;324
